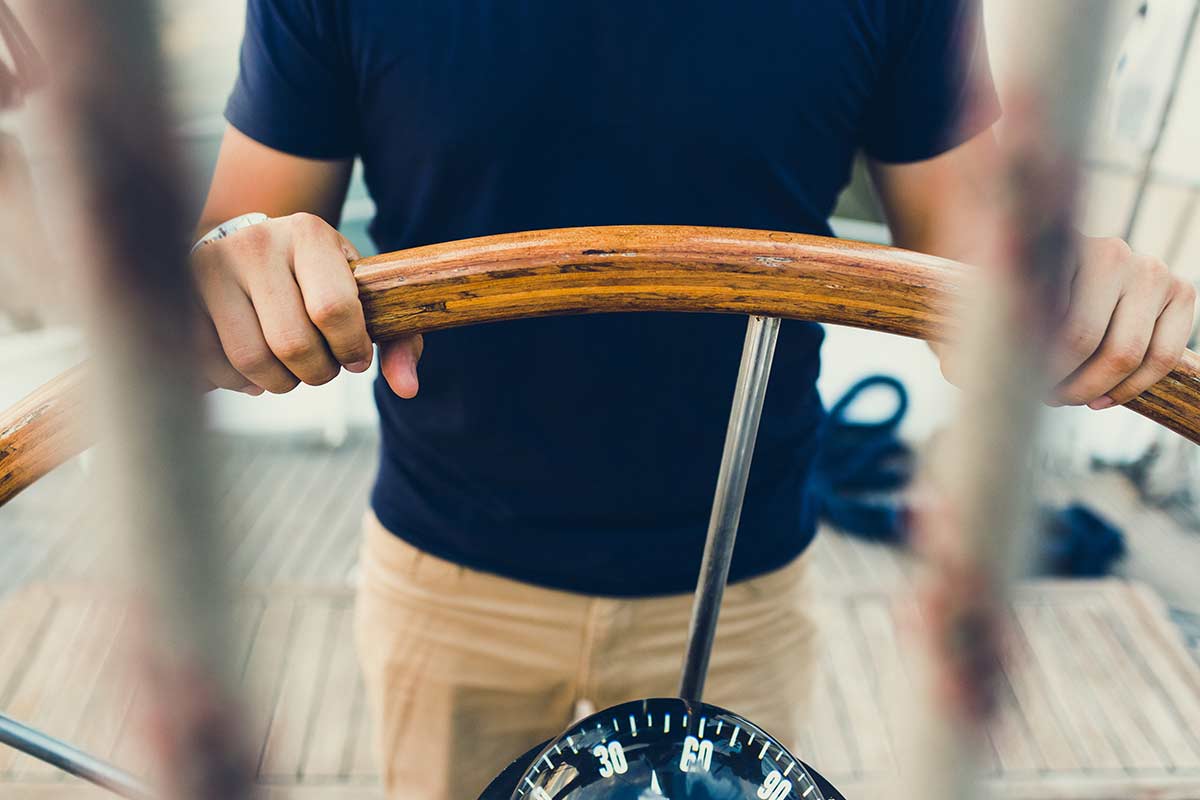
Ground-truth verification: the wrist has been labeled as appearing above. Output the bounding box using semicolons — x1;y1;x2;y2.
190;212;270;255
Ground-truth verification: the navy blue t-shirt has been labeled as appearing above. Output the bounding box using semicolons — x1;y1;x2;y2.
227;0;995;596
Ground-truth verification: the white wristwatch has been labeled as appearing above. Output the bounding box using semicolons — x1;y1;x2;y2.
190;212;270;255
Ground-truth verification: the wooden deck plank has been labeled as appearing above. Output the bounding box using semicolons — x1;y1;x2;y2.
1058;603;1166;771
1113;584;1200;745
14;601;125;779
852;599;920;774
261;600;336;778
267;450;348;582
1013;602;1125;772
231;597;269;682
0;497;57;592
1004;605;1084;773
805;534;848;593
54;507;119;584
216;440;290;570
242;597;300;774
229;452;313;580
246;445;341;584
817;529;873;591
0;785;386;800
844;536;909;590
327;475;375;584
1087;606;1200;769
0;598;94;775
214;439;271;560
821;599;897;777
347;679;376;779
302;603;362;780
0;587;55;705
802;650;856;778
107;680;153;780
268;447;360;583
69;610;139;764
987;669;1042;776
302;442;375;585
3;581;1200;798
1045;596;1158;772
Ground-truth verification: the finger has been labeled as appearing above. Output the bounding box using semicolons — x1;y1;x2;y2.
1048;246;1124;386
198;273;298;394
1094;287;1195;408
380;335;424;398
1052;268;1167;406
929;340;964;387
243;259;341;386
195;314;262;395
204;351;265;395
337;230;362;261
292;229;373;372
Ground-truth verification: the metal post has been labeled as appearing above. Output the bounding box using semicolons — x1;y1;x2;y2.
0;713;154;800
678;314;781;702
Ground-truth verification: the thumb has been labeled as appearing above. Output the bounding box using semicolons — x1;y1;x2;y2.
929;340;963;387
380;334;424;398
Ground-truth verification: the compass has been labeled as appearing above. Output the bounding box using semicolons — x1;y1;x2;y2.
477;698;846;800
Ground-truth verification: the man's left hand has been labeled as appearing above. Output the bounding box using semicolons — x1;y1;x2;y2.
1049;237;1196;410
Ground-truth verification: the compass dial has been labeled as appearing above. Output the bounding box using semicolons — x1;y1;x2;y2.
508;698;837;800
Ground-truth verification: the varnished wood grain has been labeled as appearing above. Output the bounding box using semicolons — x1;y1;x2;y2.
1;226;1198;508
352;225;1200;448
0;364;89;508
353;226;965;341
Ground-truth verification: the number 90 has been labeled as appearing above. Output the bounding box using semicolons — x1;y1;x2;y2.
757;769;792;800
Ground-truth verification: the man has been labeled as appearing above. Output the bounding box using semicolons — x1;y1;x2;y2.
193;2;1195;797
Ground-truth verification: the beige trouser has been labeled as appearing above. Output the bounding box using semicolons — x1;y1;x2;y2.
353;512;818;800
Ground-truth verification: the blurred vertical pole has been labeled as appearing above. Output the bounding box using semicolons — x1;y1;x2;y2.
29;2;254;799
903;3;1115;800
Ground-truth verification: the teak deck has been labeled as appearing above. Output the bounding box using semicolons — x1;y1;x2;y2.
1;580;1198;800
2;435;1199;798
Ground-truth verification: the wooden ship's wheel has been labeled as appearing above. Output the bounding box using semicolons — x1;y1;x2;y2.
4;225;1199;510
1;226;1199;800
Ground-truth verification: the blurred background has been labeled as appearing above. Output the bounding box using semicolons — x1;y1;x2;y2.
1;1;1200;798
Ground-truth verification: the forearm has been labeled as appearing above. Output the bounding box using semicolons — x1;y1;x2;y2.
197;125;353;238
868;130;1000;264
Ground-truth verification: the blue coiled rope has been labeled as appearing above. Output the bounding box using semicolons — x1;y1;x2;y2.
811;375;1125;577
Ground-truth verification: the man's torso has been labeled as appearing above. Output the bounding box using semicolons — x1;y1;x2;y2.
242;0;935;594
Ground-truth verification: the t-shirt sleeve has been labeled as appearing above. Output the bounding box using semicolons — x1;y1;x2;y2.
861;0;1001;164
224;0;359;160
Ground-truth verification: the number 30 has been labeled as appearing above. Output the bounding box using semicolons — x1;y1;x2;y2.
592;741;628;778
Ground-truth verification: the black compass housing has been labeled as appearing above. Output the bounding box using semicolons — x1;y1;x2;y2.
477;698;846;800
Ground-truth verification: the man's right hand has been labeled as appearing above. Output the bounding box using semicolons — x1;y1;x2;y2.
192;211;423;398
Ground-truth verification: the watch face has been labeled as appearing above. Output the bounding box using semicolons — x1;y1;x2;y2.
478;698;845;800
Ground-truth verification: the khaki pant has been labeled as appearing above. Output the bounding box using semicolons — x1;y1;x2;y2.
353;512;817;800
